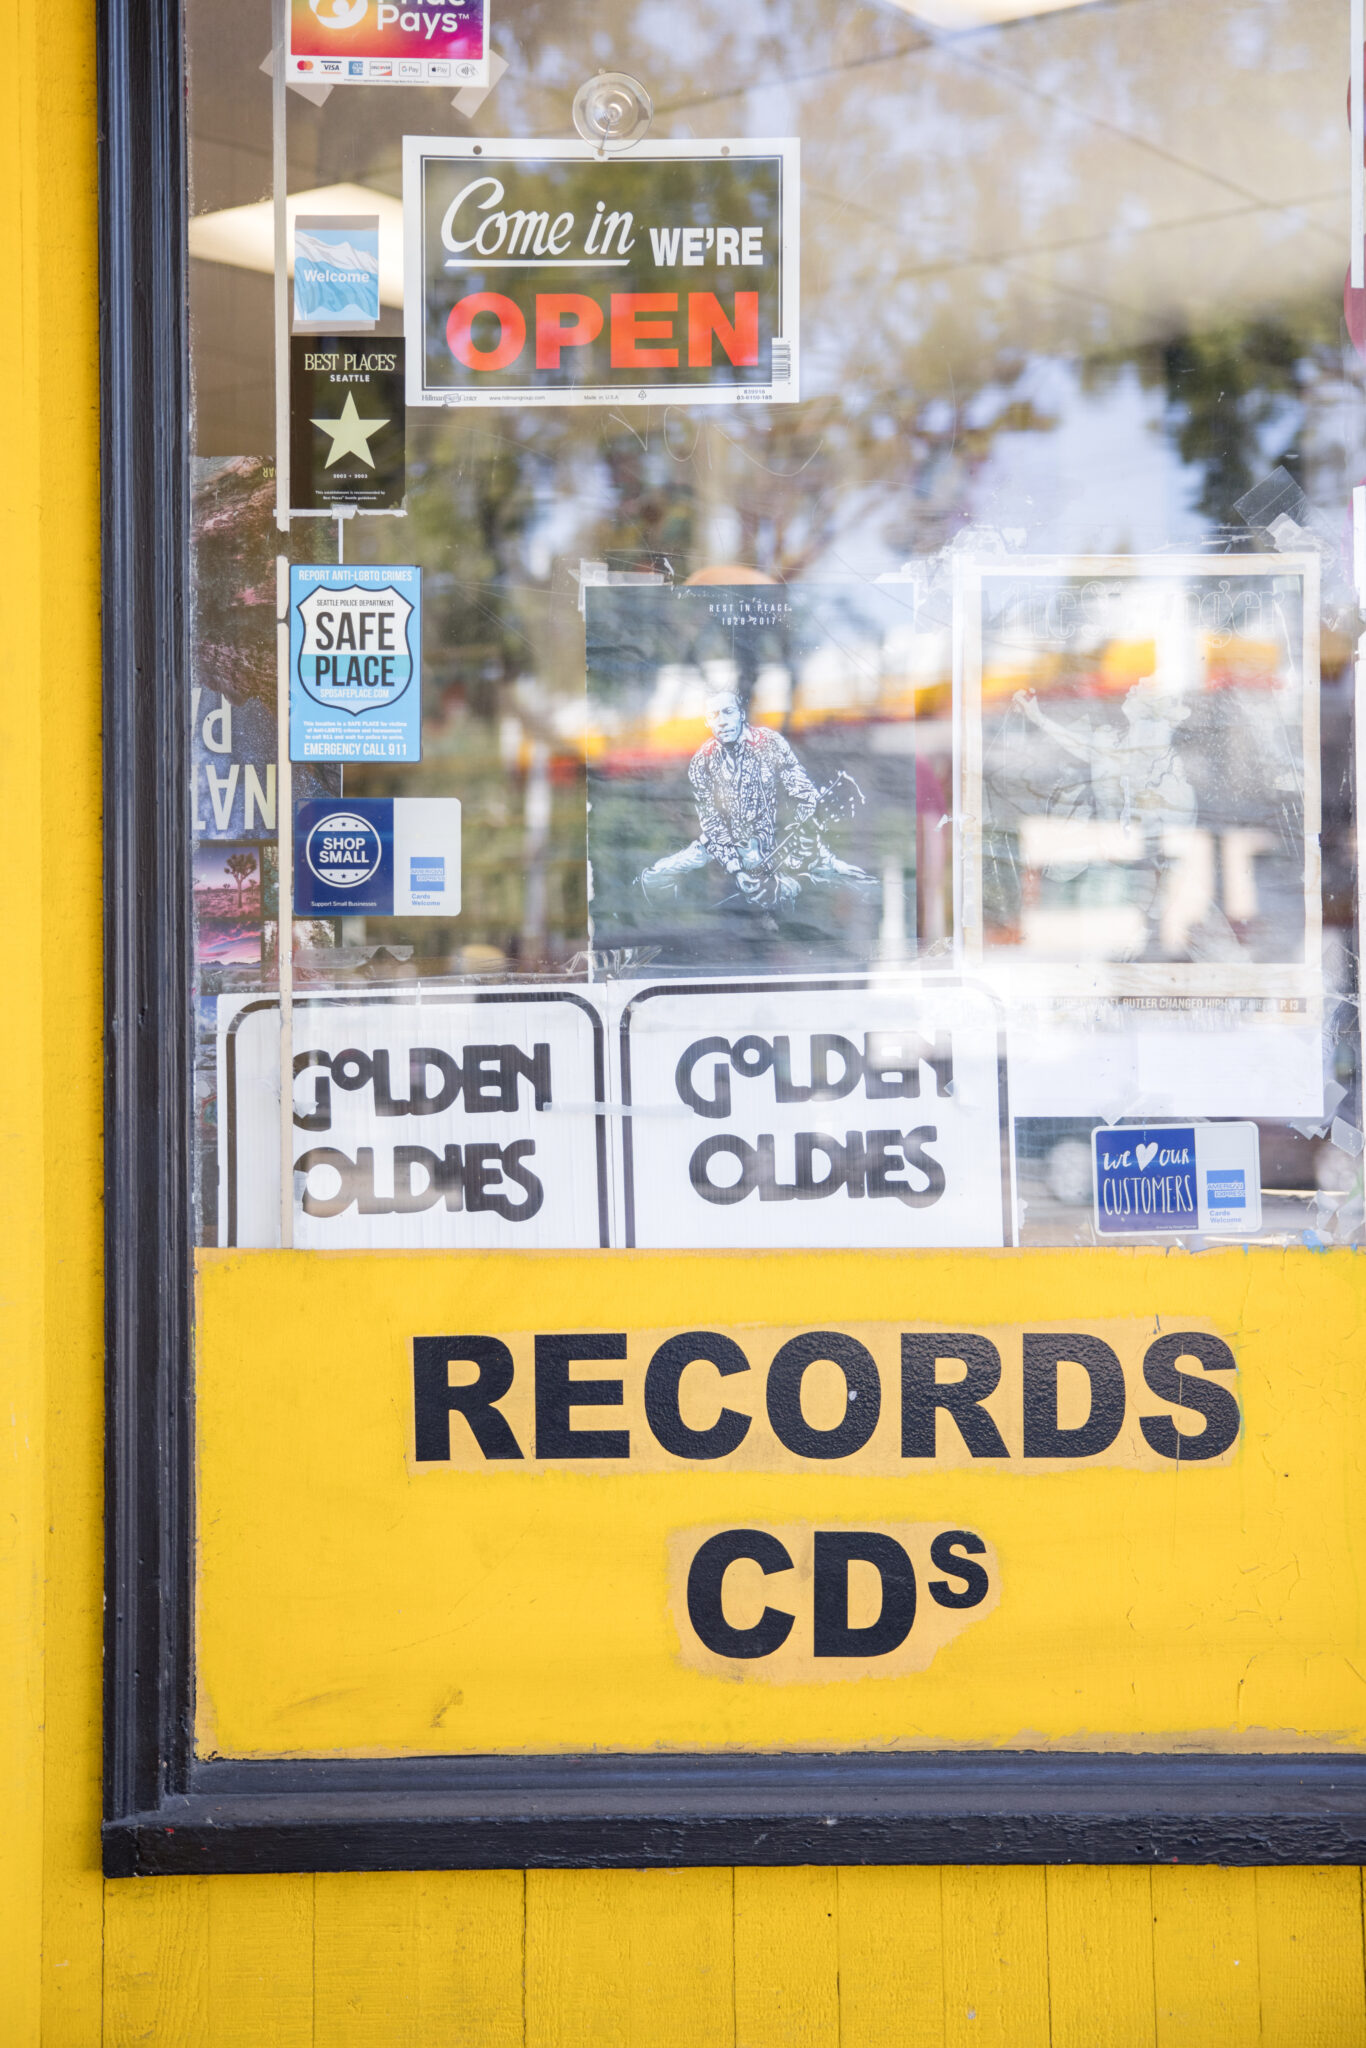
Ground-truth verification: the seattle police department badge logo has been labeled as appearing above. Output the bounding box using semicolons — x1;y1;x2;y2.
294;580;415;718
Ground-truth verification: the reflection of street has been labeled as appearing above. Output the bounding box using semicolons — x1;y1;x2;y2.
1013;816;1277;962
983;627;1307;967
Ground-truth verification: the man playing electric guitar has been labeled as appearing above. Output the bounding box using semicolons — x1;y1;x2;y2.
639;688;877;917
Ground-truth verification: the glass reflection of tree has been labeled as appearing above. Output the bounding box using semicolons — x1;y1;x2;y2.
317;0;1360;979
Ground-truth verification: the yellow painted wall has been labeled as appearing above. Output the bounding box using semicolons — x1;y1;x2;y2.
5;2;1366;2042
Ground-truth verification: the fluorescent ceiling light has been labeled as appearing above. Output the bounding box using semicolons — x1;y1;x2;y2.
890;0;1092;28
188;182;404;307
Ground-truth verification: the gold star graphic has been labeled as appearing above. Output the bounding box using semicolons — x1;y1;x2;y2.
311;389;389;469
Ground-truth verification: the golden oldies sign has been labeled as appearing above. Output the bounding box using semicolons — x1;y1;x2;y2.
219;979;1008;1250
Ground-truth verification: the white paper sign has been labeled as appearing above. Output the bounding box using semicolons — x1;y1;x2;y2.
219;989;608;1249
394;798;461;914
992;981;1324;1122
617;979;1012;1250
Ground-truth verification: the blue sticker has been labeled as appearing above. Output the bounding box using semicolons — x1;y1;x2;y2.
1094;1125;1197;1233
289;564;421;764
295;799;394;914
1092;1122;1261;1235
293;796;463;916
293;216;379;331
1205;1168;1247;1220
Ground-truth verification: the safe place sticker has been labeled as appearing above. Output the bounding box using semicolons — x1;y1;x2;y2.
289;563;421;763
1093;1122;1261;1236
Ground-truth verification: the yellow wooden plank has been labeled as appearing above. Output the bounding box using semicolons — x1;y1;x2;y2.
104;1876;211;2048
37;160;108;2026
527;1868;731;2048
1152;1867;1259;2048
0;0;63;2039
1045;1866;1155;2048
1254;1867;1366;2048
205;1875;315;2048
837;1865;945;2048
315;1869;524;2047
940;1867;1050;2048
734;1866;838;2048
7;0;104;2037
315;1873;422;2047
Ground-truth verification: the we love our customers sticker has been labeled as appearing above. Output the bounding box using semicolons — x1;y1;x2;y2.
1093;1123;1261;1237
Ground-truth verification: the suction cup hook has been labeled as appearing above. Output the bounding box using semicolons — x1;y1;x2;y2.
573;71;653;155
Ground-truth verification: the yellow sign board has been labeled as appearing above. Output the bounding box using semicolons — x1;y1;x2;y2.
196;1246;1366;1760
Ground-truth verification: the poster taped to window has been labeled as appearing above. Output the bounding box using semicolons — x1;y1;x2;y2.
956;553;1324;1120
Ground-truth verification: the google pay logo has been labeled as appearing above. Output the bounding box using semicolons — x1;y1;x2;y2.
309;0;369;29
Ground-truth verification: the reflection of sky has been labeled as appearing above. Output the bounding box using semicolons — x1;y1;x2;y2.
964;359;1205;555
512;345;1324;600
762;359;1211;576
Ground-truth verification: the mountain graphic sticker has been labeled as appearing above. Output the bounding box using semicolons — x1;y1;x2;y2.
293;214;379;331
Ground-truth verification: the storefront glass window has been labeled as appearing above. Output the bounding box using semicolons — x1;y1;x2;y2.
185;0;1362;1256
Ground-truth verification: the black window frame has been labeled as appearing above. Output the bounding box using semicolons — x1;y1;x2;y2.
100;0;1366;1876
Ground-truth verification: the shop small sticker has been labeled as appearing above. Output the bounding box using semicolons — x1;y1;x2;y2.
304;808;385;893
293;796;461;915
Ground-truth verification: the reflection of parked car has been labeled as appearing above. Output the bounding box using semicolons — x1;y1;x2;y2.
1258;1123;1355;1196
1015;1117;1361;1210
1014;1119;1102;1206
